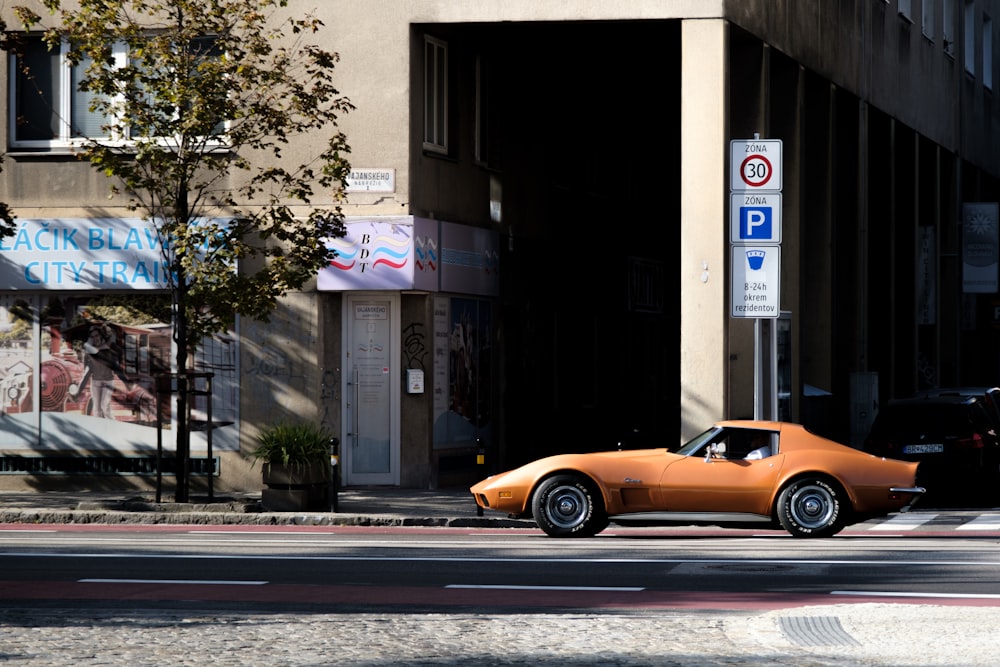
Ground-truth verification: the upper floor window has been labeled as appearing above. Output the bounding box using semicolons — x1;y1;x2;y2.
984;14;993;90
9;35;115;147
944;0;957;56
965;0;976;75
423;35;448;155
9;33;224;150
899;0;913;22
476;52;503;171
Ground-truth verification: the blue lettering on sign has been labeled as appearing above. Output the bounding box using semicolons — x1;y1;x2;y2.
739;206;772;240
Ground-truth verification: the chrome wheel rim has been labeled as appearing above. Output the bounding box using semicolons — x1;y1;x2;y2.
545;485;588;529
789;483;835;529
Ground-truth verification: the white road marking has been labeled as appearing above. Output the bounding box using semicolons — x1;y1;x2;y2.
867;513;936;530
446;584;644;592
957;513;1000;530
0;529;58;533
79;578;267;585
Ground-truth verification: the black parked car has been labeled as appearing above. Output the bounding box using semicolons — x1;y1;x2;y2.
863;393;1000;505
912;386;1000;427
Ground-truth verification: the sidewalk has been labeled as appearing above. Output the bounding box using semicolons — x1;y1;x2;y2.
0;487;536;528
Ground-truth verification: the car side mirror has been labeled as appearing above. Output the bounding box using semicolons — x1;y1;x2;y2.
704;442;726;462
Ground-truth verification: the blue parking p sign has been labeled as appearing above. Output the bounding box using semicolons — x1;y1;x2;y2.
730;192;781;244
740;206;772;240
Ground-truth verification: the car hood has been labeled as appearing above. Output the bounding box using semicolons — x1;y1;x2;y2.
471;448;675;490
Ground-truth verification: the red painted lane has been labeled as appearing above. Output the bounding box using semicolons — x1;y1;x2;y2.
2;523;744;536
2;580;1000;610
0;523;497;535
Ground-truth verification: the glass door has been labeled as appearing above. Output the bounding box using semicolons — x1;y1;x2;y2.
343;294;400;485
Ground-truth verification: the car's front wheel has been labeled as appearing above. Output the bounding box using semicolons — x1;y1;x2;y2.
531;474;608;538
776;477;845;538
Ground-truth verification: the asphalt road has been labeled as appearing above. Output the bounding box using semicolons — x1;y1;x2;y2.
3;524;1000;666
2;523;1000;611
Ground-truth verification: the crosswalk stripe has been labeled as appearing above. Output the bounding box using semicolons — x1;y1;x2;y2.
868;513;936;530
956;513;1000;530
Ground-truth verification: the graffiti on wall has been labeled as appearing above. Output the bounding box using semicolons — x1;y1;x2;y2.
402;321;427;371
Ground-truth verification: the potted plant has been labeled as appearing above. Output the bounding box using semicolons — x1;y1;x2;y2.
249;422;334;511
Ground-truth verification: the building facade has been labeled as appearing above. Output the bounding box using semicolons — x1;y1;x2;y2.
1;1;999;493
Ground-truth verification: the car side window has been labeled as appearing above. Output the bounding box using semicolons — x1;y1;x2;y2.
727;429;775;460
720;429;756;459
700;428;775;460
744;437;773;460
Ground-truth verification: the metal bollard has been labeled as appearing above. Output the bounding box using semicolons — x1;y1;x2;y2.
475;437;485;516
329;437;340;512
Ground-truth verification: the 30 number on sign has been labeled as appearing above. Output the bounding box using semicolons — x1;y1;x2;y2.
740;154;772;188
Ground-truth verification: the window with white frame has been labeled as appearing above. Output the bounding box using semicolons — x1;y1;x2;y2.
984;14;993;89
10;34;224;149
9;35;116;147
423;35;448;155
127;35;226;140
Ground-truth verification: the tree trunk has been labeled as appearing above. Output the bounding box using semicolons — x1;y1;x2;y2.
174;179;191;503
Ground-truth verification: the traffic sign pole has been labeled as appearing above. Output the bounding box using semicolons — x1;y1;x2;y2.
730;137;782;421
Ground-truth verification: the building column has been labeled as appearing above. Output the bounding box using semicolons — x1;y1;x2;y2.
679;18;729;442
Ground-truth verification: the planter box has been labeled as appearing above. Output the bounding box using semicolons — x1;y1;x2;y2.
262;461;329;486
262;487;317;512
261;461;330;511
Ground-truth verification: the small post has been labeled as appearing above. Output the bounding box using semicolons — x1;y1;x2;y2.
329;437;340;512
475;437;485;516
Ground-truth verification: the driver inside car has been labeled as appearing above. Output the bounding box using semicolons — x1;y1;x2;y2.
744;433;772;460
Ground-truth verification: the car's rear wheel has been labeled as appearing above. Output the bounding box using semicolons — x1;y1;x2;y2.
531;474;608;538
776;477;844;538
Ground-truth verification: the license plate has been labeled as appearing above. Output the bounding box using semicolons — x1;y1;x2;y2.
902;443;945;454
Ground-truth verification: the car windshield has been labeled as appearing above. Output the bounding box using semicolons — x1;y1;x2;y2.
675;427;722;456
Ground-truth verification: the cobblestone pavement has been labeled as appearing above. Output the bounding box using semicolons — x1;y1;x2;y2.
1;604;999;666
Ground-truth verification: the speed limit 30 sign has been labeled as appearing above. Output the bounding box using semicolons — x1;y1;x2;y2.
730;139;782;192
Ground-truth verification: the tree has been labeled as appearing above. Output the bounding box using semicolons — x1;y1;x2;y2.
16;0;353;501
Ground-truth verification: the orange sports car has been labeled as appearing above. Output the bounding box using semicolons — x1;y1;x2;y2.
470;420;925;538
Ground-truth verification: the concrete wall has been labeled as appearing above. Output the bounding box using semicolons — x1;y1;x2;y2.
680;19;730;434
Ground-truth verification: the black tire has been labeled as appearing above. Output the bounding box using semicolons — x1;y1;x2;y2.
776;477;844;538
531;474;608;538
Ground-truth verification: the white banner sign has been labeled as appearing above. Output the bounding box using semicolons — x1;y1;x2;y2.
962;203;999;294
